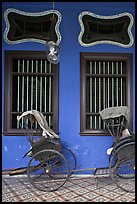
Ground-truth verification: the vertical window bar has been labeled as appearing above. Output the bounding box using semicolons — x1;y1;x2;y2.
116;62;119;106
17;60;20;128
112;62;114;107
49;63;52;127
94;61;97;129
35;60;38;128
45;61;47;112
22;60;25;126
90;61;92;129
120;62;123;106
107;61;109;107
103;61;106;128
99;61;101;129
22;60;24;112
25;60;29;127
26;60;29;110
40;60;42;112
31;60;33;109
36;60;38;110
17;60;20;112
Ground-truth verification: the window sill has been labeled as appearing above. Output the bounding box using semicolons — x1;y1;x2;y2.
80;129;110;136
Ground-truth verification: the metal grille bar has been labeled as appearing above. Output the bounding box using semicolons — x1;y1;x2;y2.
17;60;20;128
87;60;126;130
45;60;47;112
16;59;53;129
90;62;92;128
40;60;42;112
49;63;52;127
36;60;38;111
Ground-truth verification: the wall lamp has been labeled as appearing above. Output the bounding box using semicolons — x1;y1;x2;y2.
47;41;60;64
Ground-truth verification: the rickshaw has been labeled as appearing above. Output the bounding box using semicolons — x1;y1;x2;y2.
17;106;135;193
99;106;135;193
17;110;76;192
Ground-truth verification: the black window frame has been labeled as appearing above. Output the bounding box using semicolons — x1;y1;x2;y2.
80;52;133;136
4;50;59;136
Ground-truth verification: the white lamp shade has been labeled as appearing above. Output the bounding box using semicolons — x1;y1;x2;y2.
47;41;60;64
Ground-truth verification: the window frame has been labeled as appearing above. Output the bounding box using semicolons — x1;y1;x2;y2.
78;11;134;48
80;52;132;136
4;8;62;45
4;50;59;136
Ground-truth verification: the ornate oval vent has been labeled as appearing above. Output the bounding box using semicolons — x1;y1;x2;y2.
4;8;62;45
78;12;134;48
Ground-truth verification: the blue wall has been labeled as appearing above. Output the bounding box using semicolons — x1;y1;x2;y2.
2;2;135;172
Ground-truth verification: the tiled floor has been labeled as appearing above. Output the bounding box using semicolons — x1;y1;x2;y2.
2;175;135;202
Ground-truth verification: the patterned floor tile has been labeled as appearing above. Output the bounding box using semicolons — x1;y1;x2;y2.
15;188;31;195
111;195;135;202
91;195;113;202
61;191;78;199
2;197;20;202
102;191;120;199
2;175;135;202
17;192;37;200
55;187;71;195
82;192;100;200
2;192;15;199
37;192;58;199
23;197;44;202
78;181;93;187
68;195;89;202
2;189;11;194
72;187;89;195
86;184;98;190
42;196;66;202
95;186;110;194
68;185;82;190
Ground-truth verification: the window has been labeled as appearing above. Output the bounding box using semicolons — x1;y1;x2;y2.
4;8;62;45
80;52;132;136
4;51;59;135
78;11;134;48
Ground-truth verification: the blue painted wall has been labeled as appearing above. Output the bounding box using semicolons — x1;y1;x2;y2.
2;2;135;172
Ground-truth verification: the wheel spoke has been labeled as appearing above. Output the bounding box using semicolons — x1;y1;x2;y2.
109;142;135;193
27;149;70;192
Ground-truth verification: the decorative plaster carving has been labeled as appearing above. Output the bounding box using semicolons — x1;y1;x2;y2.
4;8;62;45
78;11;134;48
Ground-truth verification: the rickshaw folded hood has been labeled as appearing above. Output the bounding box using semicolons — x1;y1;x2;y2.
99;106;130;123
17;110;59;139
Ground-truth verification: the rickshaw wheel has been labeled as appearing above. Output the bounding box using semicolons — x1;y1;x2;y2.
61;147;77;177
109;142;135;193
27;149;70;192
